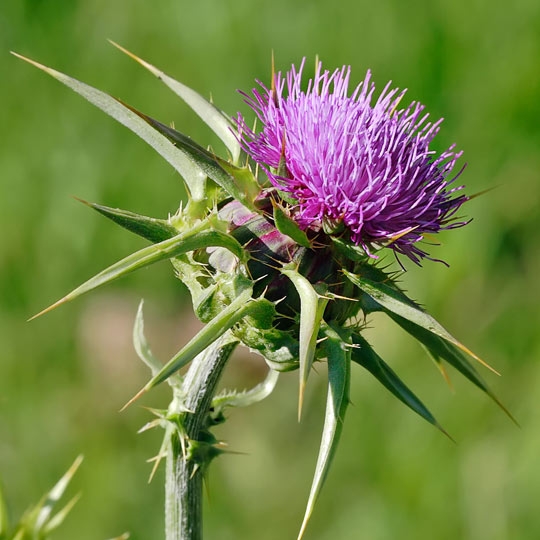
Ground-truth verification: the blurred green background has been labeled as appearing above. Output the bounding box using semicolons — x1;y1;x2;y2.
1;0;539;538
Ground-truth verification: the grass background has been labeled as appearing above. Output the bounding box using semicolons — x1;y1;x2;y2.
1;0;539;538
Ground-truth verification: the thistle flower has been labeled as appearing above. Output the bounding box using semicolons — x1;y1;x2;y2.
14;47;511;540
238;60;468;264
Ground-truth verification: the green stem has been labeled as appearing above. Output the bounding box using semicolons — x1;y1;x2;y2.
165;336;238;540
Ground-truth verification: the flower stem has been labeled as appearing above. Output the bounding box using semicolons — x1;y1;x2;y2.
165;335;238;540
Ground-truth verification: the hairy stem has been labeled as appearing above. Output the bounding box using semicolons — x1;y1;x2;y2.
165;335;238;540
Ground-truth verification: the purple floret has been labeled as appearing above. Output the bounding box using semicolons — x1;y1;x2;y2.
237;60;469;264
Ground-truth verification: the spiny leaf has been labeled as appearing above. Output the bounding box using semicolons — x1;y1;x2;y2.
34;455;83;533
109;40;241;164
124;106;260;210
298;324;350;540
272;202;311;248
212;368;279;409
343;269;499;375
74;197;177;243
124;289;277;406
30;223;246;320
281;266;329;420
391;314;517;424
11;52;207;203
351;333;450;438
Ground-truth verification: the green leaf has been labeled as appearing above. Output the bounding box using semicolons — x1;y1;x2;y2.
272;203;311;248
0;478;9;540
212;368;279;409
351;333;449;437
75;198;178;243
11;52;207;203
34;456;83;533
391;314;516;423
30;222;246;320
298;324;350;540
125;107;260;211
281;266;329;419
125;288;277;406
343;269;499;375
109;41;241;164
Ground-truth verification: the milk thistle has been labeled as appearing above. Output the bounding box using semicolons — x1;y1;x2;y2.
238;59;468;264
13;45;512;540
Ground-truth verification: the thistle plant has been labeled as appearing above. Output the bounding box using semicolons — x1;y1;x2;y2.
12;45;512;540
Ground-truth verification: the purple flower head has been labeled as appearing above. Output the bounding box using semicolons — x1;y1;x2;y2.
237;60;469;264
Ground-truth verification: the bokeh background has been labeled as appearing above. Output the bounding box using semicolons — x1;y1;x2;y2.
1;1;539;538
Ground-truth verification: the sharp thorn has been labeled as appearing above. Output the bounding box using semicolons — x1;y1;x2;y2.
492;396;520;427
10;51;49;72
271;50;277;106
108;40;151;70
120;385;148;412
466;185;499;201
28;296;70;321
137;419;161;434
148;455;162;483
190;463;200;480
298;381;305;422
458;344;501;376
220;449;248;456
438;424;456;444
180;434;187;460
71;195;92;207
